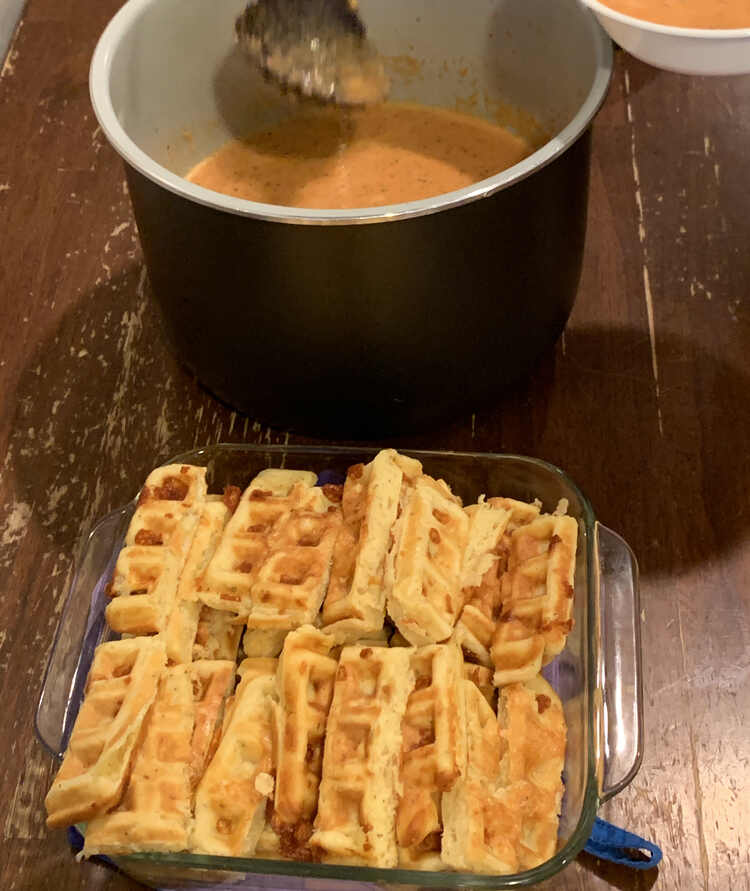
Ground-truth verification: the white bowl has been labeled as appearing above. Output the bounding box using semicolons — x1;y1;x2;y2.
581;0;750;75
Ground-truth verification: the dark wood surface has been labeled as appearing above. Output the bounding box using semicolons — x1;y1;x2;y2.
1;1;749;888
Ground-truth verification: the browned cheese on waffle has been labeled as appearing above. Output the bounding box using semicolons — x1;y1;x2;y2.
451;499;512;667
496;675;566;870
191;660;278;856
244;485;342;656
491;514;577;686
83;664;195;855
397;644;466;869
163;497;239;664
321;450;422;643
45;637;166;829
199;469;318;618
124;464;207;560
272;625;338;859
441;679;521;874
386;475;469;646
310;646;414;867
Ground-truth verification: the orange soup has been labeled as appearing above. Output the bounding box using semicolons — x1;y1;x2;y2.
599;0;750;29
186;103;538;210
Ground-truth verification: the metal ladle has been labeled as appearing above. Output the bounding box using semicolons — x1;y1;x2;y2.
235;0;389;105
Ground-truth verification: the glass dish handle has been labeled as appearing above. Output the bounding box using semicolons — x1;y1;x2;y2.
596;523;644;801
35;505;133;759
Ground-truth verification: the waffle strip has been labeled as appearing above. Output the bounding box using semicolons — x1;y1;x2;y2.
106;464;208;636
163;498;241;664
496;676;566;870
451;500;512;667
441;680;519;874
45;638;166;829
200;470;318;617
386;475;469;646
272;626;338;858
321;450;422;643
397;644;466;869
243;487;342;656
124;464;207;559
311;646;414;867
83;664;195;854
191;662;278;856
491;515;577;686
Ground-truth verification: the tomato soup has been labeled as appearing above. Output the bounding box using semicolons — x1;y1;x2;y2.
598;0;750;29
186;103;538;210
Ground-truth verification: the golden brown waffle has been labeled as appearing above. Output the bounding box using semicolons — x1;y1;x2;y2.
321;450;422;643
490;515;577;686
163;499;241;664
451;499;512;667
106;546;181;635
272;625;338;859
244;487;342;654
191;661;278;856
441;680;520;874
83;664;195;855
497;675;566;871
124;464;207;561
396;644;466;869
200;469;321;618
44;637;166;829
386;475;469;646
311;646;414;867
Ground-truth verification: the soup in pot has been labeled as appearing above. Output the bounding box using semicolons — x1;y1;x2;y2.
186;102;539;209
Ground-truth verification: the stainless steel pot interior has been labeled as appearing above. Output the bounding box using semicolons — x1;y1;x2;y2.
90;0;612;225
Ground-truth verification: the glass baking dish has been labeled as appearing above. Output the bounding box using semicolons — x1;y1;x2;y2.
36;445;643;889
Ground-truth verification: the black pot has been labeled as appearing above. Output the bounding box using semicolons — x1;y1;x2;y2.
91;0;612;436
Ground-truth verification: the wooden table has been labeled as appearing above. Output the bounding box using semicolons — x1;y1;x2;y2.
1;1;748;888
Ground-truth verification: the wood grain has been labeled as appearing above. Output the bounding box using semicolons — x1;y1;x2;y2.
1;0;749;886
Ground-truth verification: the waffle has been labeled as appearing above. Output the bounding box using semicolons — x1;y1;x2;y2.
397;644;466;869
244;486;342;654
321;450;422;643
497;675;566;870
124;464;207;561
441;680;520;874
163;499;240;664
490;515;577;686
272;626;338;858
191;662;278;856
105;545;181;635
451;499;512;667
386;475;469;646
45;637;166;829
200;469;321;617
83;664;195;855
310;646;414;867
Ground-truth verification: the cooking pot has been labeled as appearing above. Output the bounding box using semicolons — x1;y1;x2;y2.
90;0;612;436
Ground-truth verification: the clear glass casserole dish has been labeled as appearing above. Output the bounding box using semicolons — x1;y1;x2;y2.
36;444;643;889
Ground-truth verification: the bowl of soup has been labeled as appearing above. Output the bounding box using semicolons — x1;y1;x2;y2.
90;0;612;436
582;0;750;75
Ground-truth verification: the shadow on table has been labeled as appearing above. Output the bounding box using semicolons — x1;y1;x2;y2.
5;263;749;585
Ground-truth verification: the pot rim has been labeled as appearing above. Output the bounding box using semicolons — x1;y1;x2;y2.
89;0;613;226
